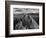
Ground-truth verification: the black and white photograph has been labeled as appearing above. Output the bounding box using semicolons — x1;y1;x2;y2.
13;8;39;30
5;1;45;37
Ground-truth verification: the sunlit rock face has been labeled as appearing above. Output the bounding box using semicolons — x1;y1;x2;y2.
22;15;32;29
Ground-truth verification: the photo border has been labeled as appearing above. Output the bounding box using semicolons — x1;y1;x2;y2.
5;1;45;37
